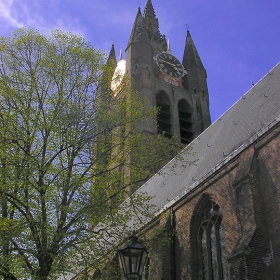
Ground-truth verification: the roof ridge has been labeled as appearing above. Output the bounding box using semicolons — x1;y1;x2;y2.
157;113;280;216
135;61;280;204
200;61;280;136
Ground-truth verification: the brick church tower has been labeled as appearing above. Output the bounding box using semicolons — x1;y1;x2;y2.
111;0;211;144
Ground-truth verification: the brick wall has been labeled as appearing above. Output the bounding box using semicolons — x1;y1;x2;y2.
141;123;280;279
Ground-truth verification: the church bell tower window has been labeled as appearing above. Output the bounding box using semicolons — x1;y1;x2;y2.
156;91;172;138
178;99;193;144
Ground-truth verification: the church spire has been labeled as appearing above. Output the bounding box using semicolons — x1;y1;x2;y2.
181;30;210;128
143;0;156;19
143;0;161;38
98;44;116;101
182;30;204;70
127;7;149;48
107;44;117;67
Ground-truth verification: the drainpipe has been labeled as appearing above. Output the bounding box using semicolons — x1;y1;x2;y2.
170;207;176;280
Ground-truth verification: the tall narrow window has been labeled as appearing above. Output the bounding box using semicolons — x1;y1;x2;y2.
196;200;228;280
156;91;172;138
178;99;193;144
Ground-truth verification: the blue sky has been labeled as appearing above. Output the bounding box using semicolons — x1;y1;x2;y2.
1;0;280;121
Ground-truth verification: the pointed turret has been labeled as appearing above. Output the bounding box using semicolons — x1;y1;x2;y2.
104;44;117;80
125;6;154;76
182;30;211;129
182;30;207;91
127;7;149;48
182;30;204;70
107;44;117;67
143;0;161;38
98;44;117;99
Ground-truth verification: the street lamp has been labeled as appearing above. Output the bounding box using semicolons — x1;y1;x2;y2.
118;232;148;279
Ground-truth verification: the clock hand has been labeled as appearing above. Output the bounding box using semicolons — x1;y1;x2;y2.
167;63;179;71
158;59;178;70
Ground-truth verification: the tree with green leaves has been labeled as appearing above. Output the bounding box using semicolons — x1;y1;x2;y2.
0;28;182;279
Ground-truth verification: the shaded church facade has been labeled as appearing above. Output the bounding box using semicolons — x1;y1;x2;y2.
104;1;280;279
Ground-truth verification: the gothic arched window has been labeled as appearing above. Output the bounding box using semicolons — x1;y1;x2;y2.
195;200;228;280
156;91;172;138
178;99;193;144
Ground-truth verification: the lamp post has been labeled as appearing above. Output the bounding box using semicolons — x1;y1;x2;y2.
118;232;148;279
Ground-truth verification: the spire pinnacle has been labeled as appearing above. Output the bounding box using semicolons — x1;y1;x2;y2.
119;49;123;61
143;0;156;19
167;39;171;53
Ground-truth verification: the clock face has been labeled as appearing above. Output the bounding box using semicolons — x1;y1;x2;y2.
155;52;185;79
111;59;126;93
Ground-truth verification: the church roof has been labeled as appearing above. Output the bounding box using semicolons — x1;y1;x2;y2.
136;62;280;218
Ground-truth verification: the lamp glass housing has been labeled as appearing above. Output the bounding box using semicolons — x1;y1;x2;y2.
118;234;148;279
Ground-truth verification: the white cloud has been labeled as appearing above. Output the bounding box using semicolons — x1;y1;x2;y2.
0;0;23;28
0;0;86;38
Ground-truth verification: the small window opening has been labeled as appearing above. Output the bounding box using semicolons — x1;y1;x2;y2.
178;99;193;144
156;91;172;138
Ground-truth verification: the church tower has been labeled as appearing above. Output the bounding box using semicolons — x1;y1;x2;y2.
112;0;211;145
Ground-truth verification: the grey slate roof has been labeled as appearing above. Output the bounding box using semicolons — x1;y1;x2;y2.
136;62;280;216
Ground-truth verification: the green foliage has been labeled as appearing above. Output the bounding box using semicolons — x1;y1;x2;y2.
0;28;182;279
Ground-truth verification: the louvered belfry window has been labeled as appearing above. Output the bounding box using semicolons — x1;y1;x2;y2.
178;99;193;144
156;91;172;138
197;200;228;280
